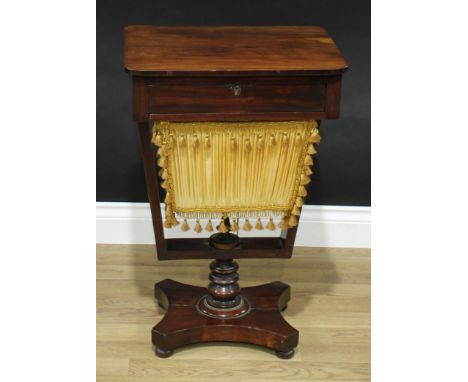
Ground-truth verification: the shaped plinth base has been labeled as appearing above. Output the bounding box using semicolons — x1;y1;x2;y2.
152;279;299;358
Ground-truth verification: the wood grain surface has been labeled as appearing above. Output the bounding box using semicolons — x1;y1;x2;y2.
97;245;370;381
124;26;348;76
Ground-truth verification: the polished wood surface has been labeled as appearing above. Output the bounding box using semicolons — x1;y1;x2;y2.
153;279;297;358
97;245;370;381
133;76;341;122
124;26;348;76
148;76;326;115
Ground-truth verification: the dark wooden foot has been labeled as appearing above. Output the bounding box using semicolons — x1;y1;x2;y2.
154;347;173;358
276;349;295;359
152;279;298;358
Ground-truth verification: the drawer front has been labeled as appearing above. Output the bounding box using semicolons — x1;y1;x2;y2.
148;77;326;115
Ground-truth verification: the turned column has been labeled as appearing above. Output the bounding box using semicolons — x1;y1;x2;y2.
206;259;242;308
197;218;251;318
197;258;250;318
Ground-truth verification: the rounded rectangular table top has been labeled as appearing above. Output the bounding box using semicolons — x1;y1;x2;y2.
124;26;348;76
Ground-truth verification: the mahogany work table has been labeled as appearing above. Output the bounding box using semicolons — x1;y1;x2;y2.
124;25;348;359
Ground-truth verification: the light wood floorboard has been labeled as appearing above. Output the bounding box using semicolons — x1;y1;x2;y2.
97;245;370;381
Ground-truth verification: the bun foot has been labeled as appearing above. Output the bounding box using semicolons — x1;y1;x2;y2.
155;347;173;358
276;349;295;359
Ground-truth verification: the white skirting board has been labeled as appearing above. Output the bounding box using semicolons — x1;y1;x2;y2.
96;202;370;248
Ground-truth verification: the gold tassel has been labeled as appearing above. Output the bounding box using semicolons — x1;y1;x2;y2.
245;138;252;152
291;206;301;216
309;129;321;143
160;180;168;189
152;133;163;147
243;219;253;232
205;219;214;233
156;146;167;158
300;174;311;185
306;129;320;143
296;132;303;145
192;134;199;148
165;204;173;216
288;215;298;227
230;137;237;150
169;134;176;146
282;133;289;146
219;219;229;233
163;216;172;228
267;217;276;231
304;166;313;175
231;218;239;232
295;197;304;207
307;144;317;155
205;135;211;148
159;168;168;179
165;192;173;203
157;157;167;168
194;219;202;233
269;133;277;146
298;185;307;197
257;135;264;149
169;215;180;226
181;219;190;232
158;146;166;157
279;216;289;230
304;155;313;166
255;218;264;230
179;134;186;146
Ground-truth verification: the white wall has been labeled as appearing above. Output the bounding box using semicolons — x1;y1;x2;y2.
97;203;370;248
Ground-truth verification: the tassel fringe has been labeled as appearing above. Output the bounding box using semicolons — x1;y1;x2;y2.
218;219;229;233
243;219;253;232
231;218;239;232
152;120;320;234
267;217;276;231
288;215;298;227
279;216;289;230
205;219;214;233
181;219;190;232
298;185;307;197
255;218;264;230
194;219;202;233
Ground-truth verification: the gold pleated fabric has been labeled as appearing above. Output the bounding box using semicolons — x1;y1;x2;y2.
152;120;320;232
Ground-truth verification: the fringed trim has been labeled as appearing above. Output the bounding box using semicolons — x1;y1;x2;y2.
194;219;202;233
173;209;287;220
153;122;180;231
152;120;320;233
218;219;229;233
205;219;214;233
279;216;289;230
255;218;264;230
286;121;320;227
162;215;302;233
288;215;298;227
267;217;276;231
181;218;190;232
243;219;253;232
231;218;239;232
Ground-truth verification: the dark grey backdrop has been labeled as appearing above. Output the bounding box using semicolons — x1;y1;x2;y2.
97;0;370;206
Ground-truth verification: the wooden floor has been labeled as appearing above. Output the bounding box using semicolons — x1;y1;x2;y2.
97;245;370;382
